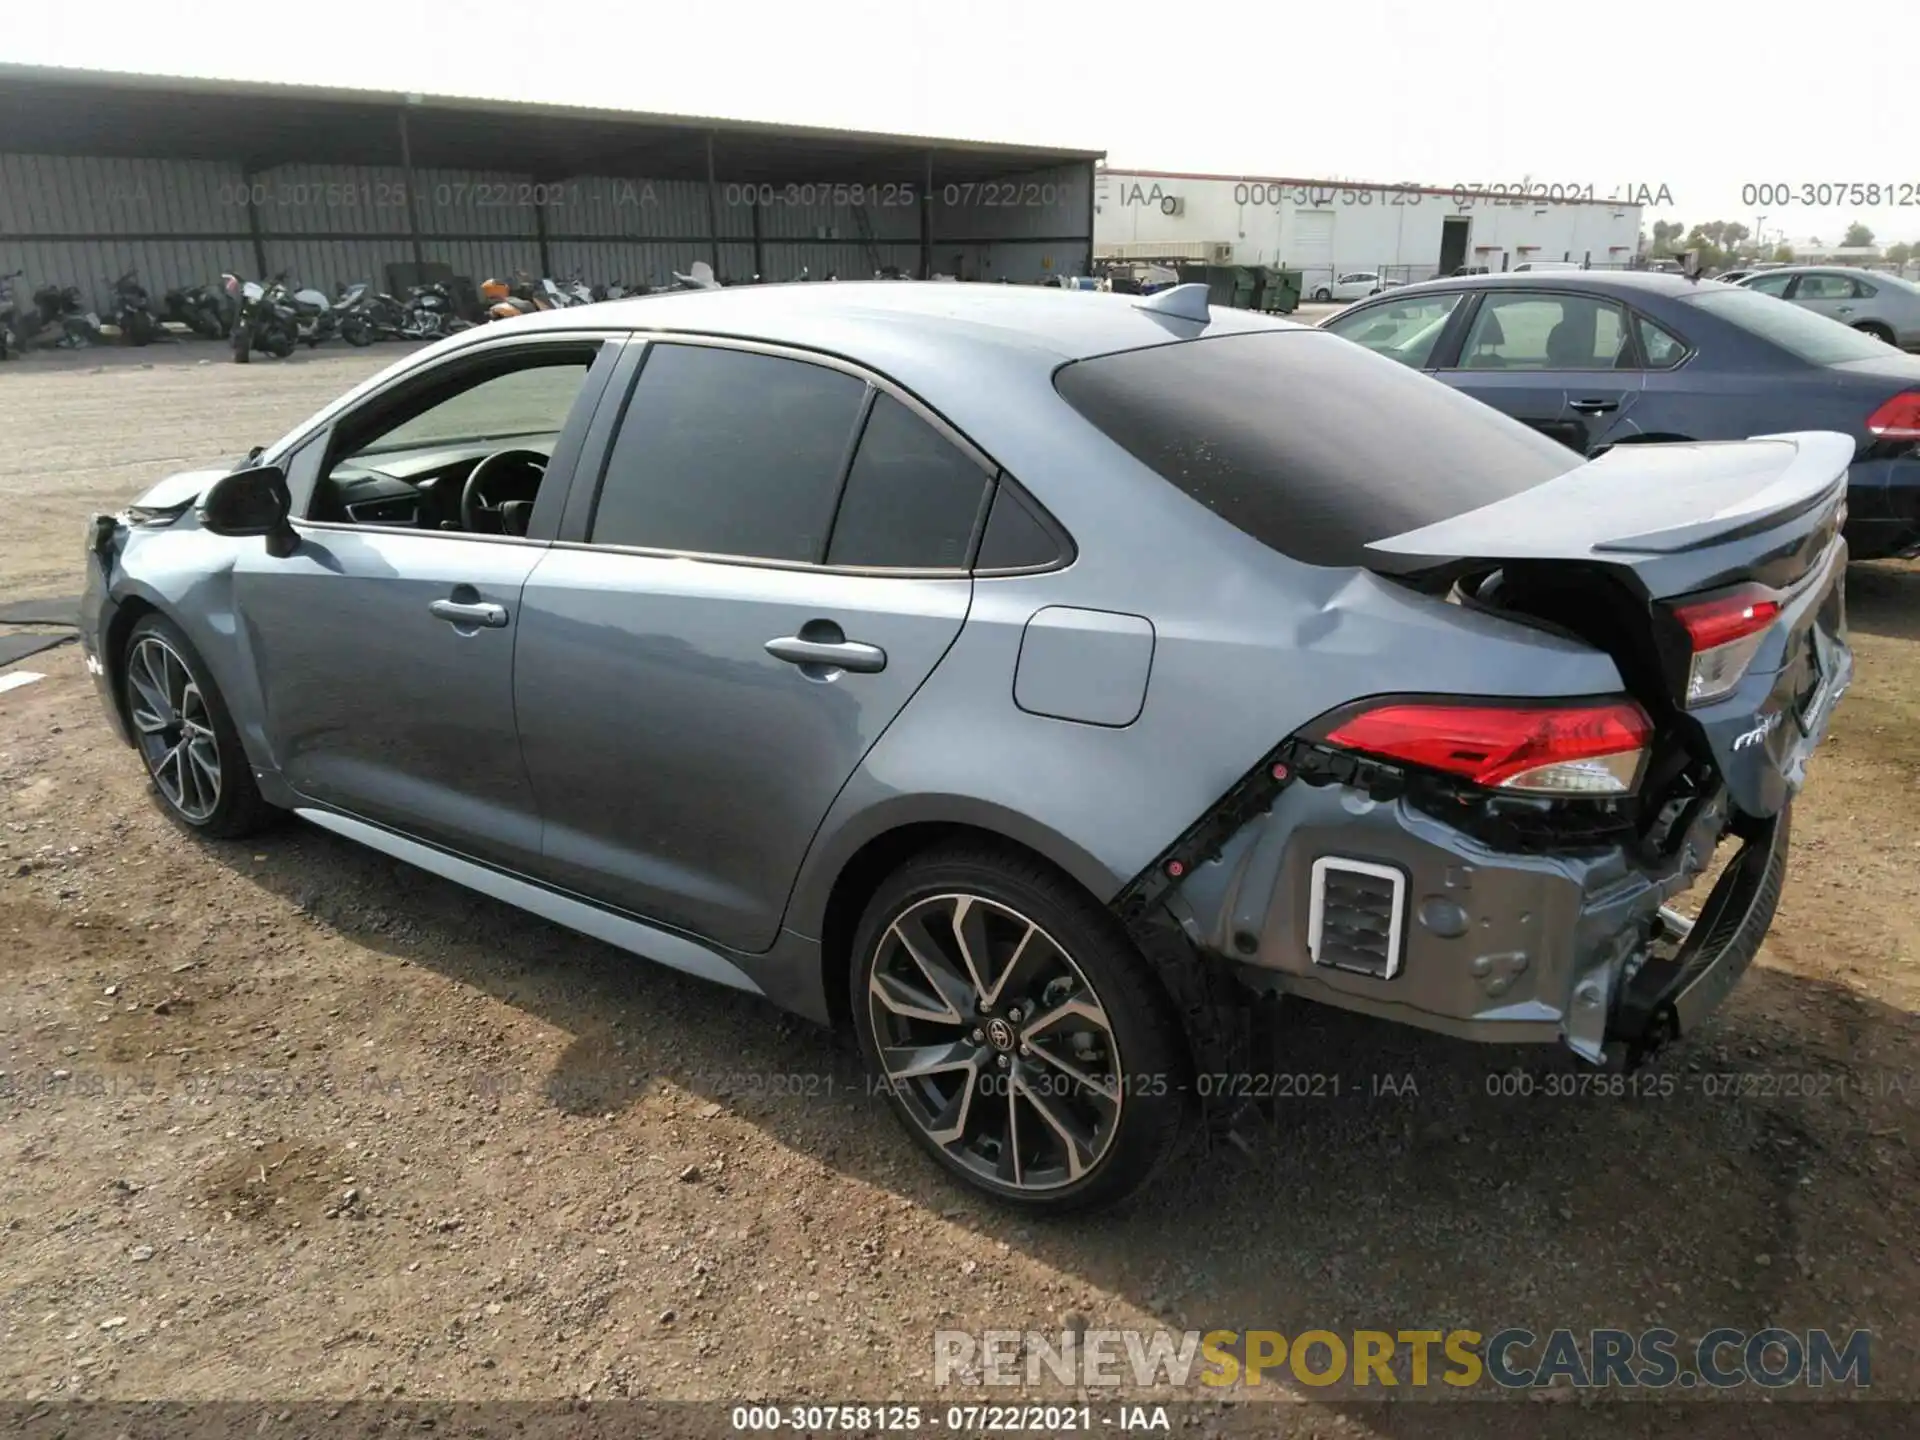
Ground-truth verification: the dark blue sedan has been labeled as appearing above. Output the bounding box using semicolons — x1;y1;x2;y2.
1320;271;1920;560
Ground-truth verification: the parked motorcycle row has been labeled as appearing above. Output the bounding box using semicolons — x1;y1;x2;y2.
1;258;897;363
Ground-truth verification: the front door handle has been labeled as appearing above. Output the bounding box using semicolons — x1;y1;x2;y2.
1836;305;1853;315
765;635;887;673
430;598;508;629
1570;397;1620;414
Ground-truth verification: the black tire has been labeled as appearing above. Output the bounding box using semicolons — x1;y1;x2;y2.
340;316;374;347
1312;287;1332;302
1854;322;1895;345
121;613;277;839
231;326;251;364
264;328;294;359
850;844;1189;1213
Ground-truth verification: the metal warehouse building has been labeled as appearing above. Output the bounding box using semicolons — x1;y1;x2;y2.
1095;169;1644;294
0;65;1101;313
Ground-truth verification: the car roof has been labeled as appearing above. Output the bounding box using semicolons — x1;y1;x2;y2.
485;280;1294;373
1377;270;1724;300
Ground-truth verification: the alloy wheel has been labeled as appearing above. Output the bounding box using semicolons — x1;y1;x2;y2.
866;892;1123;1193
126;635;222;823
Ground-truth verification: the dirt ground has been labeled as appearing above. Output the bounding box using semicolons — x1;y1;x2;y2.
1;342;1917;1429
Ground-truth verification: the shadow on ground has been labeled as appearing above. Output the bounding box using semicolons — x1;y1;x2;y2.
212;815;1920;1416
1846;559;1920;641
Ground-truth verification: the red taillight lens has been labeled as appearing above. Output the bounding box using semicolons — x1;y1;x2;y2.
1325;700;1653;796
1866;390;1920;441
1671;583;1782;705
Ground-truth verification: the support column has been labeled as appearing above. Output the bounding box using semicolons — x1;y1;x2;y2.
920;151;935;280
705;133;722;276
397;105;425;272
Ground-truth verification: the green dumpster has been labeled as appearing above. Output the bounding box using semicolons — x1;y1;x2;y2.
1259;267;1302;315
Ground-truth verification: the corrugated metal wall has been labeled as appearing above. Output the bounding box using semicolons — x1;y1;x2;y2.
1;152;1093;309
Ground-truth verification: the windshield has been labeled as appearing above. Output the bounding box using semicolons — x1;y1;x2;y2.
1682;287;1897;365
1053;329;1580;571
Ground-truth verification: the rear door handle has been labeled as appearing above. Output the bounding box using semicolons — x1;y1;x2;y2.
430;599;508;629
765;636;887;673
1570;398;1620;414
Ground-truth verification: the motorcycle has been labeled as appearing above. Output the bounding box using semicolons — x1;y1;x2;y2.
329;281;379;347
0;271;27;358
105;269;160;345
398;282;469;338
32;283;103;347
671;261;722;291
225;273;294;363
162;282;231;339
481;276;540;322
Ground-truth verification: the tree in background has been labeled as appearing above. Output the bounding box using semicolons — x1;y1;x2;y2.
1773;244;1796;262
1885;241;1914;267
1843;222;1876;248
1650;219;1685;256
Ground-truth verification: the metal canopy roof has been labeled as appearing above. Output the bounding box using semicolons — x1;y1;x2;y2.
0;64;1101;183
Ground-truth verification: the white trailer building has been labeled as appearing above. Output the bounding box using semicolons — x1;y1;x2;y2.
1094;169;1644;296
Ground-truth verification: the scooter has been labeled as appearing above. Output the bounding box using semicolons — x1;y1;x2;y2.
105;270;160;345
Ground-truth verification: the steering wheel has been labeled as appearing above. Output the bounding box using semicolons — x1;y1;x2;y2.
460;449;547;533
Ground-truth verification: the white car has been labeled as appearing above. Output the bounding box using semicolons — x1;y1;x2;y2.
1311;271;1393;302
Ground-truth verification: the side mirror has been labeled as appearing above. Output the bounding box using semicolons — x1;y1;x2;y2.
1680;249;1702;280
199;465;298;557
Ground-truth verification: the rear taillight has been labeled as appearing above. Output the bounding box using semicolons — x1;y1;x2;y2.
1866;390;1920;441
1671;583;1782;706
1324;700;1653;796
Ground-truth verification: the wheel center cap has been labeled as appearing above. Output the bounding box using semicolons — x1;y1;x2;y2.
984;1017;1017;1053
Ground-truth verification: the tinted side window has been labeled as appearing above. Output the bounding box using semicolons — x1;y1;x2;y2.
1746;273;1794;296
975;482;1066;570
591;344;866;561
1054;329;1578;572
825;393;991;568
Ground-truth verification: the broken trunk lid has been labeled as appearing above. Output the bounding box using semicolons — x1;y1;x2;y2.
1366;431;1854;599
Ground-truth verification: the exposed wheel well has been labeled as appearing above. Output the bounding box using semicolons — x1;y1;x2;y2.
102;595;160;742
817;821;1113;1032
1853;320;1895;342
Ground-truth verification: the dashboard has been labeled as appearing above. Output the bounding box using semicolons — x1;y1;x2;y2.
310;435;557;530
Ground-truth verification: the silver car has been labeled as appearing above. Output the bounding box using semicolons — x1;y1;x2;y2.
81;282;1853;1211
1741;266;1920;349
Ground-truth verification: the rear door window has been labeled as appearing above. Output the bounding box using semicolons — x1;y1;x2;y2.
1452;293;1631;370
589;343;866;562
1053;329;1579;571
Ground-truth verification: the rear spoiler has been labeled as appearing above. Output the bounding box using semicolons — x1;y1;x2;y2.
1368;431;1853;567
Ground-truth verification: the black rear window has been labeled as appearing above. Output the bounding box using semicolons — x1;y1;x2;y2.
1053;329;1580;569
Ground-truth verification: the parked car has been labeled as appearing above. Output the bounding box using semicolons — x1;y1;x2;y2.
82;282;1851;1211
1311;271;1391;302
1319;271;1920;559
1737;266;1920;351
1510;260;1581;272
1714;269;1756;286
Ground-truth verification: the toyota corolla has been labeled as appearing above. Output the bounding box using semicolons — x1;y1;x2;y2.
81;281;1852;1211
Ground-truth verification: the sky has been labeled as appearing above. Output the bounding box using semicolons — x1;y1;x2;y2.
5;0;1918;248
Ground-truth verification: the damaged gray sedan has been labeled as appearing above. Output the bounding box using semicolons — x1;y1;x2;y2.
81;281;1852;1212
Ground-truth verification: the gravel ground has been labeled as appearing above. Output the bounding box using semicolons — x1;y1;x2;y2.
0;339;1916;1429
